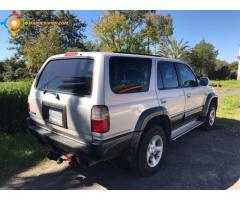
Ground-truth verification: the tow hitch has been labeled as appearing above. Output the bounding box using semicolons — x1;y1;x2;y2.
47;151;74;164
47;151;95;168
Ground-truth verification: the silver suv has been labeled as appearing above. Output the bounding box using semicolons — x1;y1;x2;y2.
27;52;218;175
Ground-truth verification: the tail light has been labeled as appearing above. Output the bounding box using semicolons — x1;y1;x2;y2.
27;102;30;113
91;105;109;133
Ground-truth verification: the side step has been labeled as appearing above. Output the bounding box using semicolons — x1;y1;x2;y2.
171;120;203;140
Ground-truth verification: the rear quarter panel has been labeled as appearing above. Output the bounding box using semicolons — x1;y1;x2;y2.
98;56;159;140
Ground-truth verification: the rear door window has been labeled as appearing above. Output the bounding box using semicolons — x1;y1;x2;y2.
109;57;152;94
37;58;93;96
158;61;179;89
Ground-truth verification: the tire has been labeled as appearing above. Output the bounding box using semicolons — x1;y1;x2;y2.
133;125;166;176
202;102;217;130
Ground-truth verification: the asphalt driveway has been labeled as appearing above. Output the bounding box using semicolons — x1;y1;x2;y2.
1;121;240;190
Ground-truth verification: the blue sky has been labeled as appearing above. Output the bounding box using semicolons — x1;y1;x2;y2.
0;10;240;62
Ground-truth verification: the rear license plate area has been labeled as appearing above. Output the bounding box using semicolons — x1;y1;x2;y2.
42;102;66;128
48;108;63;126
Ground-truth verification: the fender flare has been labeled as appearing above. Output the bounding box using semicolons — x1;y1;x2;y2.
202;92;218;117
134;106;170;132
128;106;170;161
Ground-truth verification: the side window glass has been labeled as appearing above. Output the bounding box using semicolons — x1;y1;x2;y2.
158;61;179;89
109;57;152;94
177;63;197;87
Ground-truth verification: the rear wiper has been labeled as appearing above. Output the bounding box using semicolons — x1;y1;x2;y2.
43;89;60;100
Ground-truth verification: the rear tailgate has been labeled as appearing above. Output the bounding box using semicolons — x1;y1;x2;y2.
28;57;95;143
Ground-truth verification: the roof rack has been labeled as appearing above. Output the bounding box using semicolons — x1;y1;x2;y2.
112;51;164;58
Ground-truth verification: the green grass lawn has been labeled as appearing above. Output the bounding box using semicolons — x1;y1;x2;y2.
217;96;240;120
210;80;240;88
216;95;240;127
0;132;47;186
210;80;240;126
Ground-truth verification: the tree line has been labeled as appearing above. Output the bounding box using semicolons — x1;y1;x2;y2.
0;10;238;81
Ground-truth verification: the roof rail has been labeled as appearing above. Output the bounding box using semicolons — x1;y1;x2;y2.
112;51;164;58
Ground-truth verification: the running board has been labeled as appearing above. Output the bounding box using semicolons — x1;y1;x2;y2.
171;120;203;140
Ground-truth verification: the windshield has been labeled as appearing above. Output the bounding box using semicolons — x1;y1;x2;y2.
36;58;94;96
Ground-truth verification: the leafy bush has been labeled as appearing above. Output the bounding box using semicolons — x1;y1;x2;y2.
0;81;32;132
208;66;231;80
0;74;3;82
2;71;15;82
14;68;31;80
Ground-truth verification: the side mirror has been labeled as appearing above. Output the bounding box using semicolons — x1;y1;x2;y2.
189;80;198;87
199;77;209;86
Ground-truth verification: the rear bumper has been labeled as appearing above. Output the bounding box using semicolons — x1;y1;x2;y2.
27;118;133;162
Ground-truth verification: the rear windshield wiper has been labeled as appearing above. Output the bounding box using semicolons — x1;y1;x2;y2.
41;76;61;100
43;89;60;100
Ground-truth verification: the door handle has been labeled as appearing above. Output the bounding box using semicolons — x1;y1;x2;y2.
160;99;167;104
186;93;191;98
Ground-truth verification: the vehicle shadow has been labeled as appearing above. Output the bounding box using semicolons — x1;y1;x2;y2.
0;132;48;188
3;117;240;190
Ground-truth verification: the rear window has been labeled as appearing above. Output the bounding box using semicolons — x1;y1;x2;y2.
109;57;152;94
36;58;93;96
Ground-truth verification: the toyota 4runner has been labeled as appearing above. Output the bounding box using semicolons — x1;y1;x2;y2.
27;52;218;175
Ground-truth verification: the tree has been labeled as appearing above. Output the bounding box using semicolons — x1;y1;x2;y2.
205;59;237;80
118;10;150;53
190;39;218;77
2;71;15;82
119;11;173;53
229;61;238;79
3;11;88;81
216;66;231;80
144;12;173;53
10;11;87;58
0;62;4;74
2;57;25;72
84;40;101;51
158;36;190;61
208;59;229;80
23;26;63;73
0;57;28;81
93;11;126;51
209;65;230;80
56;11;87;50
14;67;31;80
93;11;173;53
